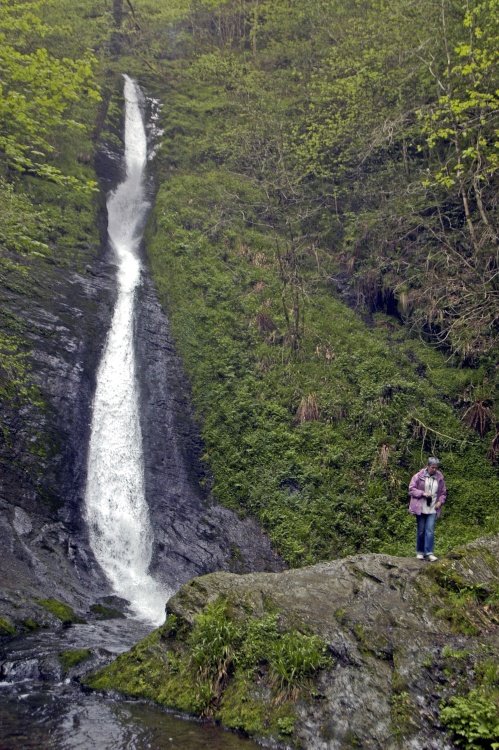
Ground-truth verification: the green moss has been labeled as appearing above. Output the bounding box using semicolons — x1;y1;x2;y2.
334;608;347;624
36;598;85;625
218;674;268;734
423;559;499;636
352;622;392;660
22;618;41;631
85;596;331;740
0;617;17;636
90;604;125;620
442;646;470;661
391;690;418;738
59;648;92;672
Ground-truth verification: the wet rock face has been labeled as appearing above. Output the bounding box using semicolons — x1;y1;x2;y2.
136;274;283;591
0;240;118;622
0;84;282;630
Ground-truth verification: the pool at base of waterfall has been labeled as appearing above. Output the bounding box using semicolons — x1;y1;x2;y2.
0;618;258;750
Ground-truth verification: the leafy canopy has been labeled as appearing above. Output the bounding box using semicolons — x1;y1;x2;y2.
0;0;100;188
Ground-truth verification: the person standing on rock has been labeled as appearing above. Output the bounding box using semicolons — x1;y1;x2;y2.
408;457;447;562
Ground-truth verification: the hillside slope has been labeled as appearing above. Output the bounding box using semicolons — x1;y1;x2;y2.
130;0;498;564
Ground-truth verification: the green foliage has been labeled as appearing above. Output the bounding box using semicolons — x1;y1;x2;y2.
0;332;43;409
0;0;100;188
0;179;51;258
134;0;499;567
441;690;499;750
269;630;327;689
189;598;242;677
188;598;328;693
59;648;92;672
391;690;417;737
423;558;499;635
147;167;498;565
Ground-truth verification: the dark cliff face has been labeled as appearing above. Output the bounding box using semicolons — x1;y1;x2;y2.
0;214;117;620
0;83;281;631
136;272;283;591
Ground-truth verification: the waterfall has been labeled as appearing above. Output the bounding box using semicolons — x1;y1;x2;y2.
84;75;168;626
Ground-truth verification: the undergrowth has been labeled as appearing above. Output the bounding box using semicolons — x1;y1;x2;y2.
146;166;498;565
86;596;330;737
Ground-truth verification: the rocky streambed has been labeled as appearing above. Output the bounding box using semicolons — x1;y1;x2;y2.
85;536;499;750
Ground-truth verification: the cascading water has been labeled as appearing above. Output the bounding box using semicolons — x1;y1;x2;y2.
84;75;169;625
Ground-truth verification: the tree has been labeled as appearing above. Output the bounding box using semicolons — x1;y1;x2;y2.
419;0;498;251
0;0;100;188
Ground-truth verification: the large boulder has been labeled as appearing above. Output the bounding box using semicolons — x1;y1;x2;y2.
86;536;499;749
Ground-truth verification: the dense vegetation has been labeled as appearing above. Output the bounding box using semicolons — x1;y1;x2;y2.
2;0;498;561
134;0;498;563
86;596;329;738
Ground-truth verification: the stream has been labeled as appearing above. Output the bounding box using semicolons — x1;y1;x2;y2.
0;619;257;749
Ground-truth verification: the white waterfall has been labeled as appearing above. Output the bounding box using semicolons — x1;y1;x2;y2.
84;75;168;626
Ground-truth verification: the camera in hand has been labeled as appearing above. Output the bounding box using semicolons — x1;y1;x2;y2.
425;494;433;506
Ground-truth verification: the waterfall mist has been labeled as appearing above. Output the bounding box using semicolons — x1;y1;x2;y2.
84;75;169;625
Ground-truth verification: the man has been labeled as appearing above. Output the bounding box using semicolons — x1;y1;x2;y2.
408;457;447;561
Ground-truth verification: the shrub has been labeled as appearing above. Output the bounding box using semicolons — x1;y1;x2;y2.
440;690;499;749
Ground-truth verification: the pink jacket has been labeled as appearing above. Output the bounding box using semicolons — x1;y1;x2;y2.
408;468;447;516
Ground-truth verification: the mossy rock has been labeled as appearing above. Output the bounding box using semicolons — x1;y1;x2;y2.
59;649;92;672
36;598;85;625
84;538;498;749
0;617;17;637
22;618;41;631
90;603;125;620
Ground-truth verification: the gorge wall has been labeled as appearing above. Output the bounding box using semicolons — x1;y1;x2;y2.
0;79;281;633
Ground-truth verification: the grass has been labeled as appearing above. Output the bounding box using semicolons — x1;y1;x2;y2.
85;596;330;738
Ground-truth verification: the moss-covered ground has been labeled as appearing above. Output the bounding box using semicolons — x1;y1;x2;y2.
85;596;328;740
